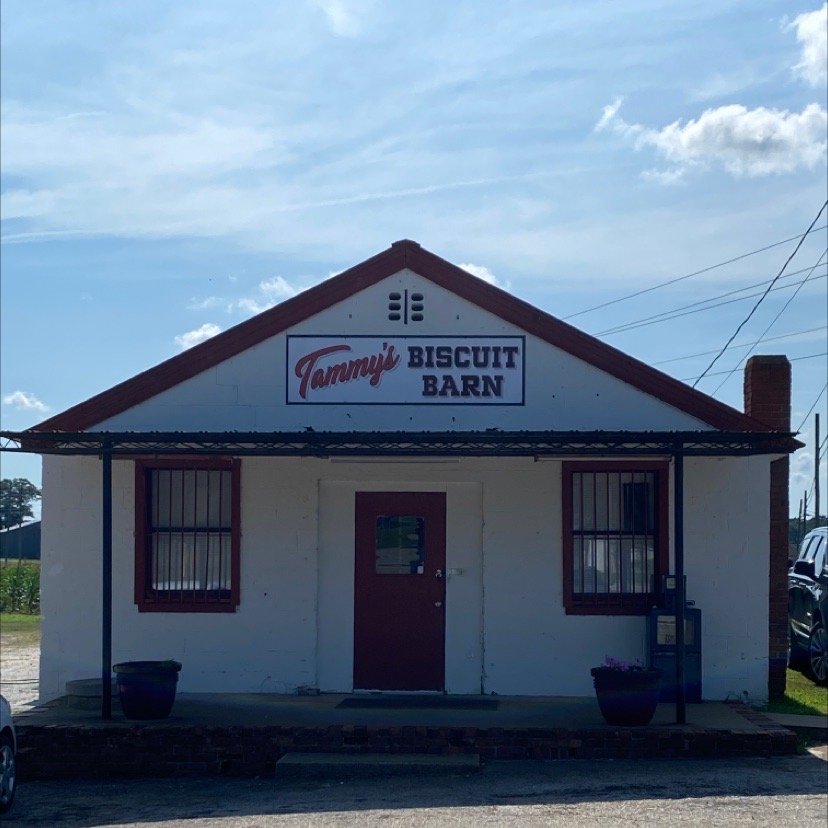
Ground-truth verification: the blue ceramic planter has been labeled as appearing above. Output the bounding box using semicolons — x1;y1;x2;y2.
591;667;663;726
112;661;182;720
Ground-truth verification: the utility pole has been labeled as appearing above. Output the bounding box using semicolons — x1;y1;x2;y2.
815;413;820;524
798;497;804;543
804;490;809;533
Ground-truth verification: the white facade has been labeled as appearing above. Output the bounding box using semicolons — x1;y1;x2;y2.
40;453;770;703
36;256;778;704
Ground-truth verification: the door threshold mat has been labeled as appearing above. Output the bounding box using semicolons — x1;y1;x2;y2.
337;696;499;710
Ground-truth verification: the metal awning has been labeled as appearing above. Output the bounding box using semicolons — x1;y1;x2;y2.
0;428;801;457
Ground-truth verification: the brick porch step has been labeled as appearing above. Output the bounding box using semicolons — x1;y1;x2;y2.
275;752;481;779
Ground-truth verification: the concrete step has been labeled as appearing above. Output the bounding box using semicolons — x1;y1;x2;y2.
64;678;119;710
275;752;481;779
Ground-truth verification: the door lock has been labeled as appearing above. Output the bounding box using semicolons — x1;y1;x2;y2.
434;601;443;608
435;569;443;579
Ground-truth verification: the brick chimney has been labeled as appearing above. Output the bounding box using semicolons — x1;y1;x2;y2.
743;355;791;701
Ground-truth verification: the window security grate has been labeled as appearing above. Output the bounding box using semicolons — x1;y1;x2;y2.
147;468;232;603
571;471;657;597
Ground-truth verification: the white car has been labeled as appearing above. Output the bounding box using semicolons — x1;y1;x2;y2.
0;694;16;814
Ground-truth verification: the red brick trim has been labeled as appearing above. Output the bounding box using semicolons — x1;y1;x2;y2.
134;457;241;613
31;240;774;434
561;460;670;615
743;356;791;700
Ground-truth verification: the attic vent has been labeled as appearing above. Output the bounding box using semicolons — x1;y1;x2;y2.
388;290;425;324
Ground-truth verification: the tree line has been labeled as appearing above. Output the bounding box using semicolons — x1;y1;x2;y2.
0;478;41;531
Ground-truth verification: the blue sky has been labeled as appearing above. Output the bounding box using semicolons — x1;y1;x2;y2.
1;1;826;517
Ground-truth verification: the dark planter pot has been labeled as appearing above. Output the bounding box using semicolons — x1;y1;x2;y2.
112;661;182;720
590;667;663;726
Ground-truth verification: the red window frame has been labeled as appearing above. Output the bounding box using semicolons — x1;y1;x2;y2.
134;457;241;613
562;460;669;616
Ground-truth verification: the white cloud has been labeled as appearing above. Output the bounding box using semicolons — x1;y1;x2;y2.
594;98;628;134
791;3;827;87
186;296;225;311
2;390;49;412
641;167;686;186
458;262;507;289
260;276;299;302
187;277;302;317
2;109;277;182
234;276;300;316
596;101;827;178
174;323;222;350
1;188;59;219
235;297;271;316
311;0;372;37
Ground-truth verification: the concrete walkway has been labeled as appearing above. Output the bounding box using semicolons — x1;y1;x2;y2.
766;711;828;730
17;691;780;733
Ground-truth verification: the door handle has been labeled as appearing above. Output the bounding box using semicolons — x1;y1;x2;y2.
435;569;443;579
434;601;443;608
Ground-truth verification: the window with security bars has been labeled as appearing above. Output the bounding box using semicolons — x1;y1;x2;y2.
134;459;240;612
562;462;668;615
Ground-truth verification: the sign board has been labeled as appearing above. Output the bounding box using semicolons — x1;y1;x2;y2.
656;616;696;647
286;336;525;405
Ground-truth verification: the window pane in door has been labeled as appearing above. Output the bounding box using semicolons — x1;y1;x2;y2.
375;516;425;575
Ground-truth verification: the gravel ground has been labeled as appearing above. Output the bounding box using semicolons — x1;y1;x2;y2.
5;754;827;827
1;637;825;826
0;642;39;712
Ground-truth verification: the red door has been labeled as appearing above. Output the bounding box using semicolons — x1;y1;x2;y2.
354;492;446;691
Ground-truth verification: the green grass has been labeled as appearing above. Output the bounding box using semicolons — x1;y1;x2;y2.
0;612;42;648
0;612;42;634
767;669;828;716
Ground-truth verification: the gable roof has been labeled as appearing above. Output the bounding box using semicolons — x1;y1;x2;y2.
33;239;779;434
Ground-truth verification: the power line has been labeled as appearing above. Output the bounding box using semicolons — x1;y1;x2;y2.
693;201;828;388
796;383;828;433
710;249;828;395
680;352;827;382
563;224;828;321
596;262;825;336
596;270;826;337
650;325;827;366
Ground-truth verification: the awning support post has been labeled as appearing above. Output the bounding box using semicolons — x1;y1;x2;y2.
101;443;113;720
673;450;686;725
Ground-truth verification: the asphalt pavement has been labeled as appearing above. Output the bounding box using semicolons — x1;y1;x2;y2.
4;753;827;827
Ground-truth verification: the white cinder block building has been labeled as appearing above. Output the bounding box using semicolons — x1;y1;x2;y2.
13;241;798;705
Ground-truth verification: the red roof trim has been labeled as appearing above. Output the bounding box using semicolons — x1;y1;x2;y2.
33;239;772;433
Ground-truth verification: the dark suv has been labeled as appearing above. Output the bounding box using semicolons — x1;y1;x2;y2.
788;526;828;684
